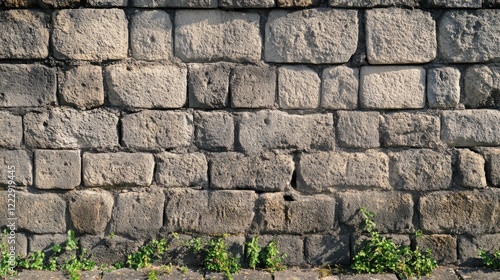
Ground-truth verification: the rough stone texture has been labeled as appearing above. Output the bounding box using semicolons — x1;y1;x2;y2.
232;270;273;280
274;269;320;280
389;149;451;191
254;235;303;266
458;234;500;266
329;0;417;7
338;191;414;233
463;65;500;108
337;111;379;148
188;63;231;109
457;149;486;188
360;66;426;109
130;10;172;61
210;152;294;191
419;190;500;234
17;192;66;234
132;0;217;7
29;234;67;252
69;190;114;235
34;150;81;189
175;10;260;62
428;0;481;7
305;235;350;265
265;9;358;64
156;152;208;188
487;149;500;187
0;112;22;148
0;64;56;107
59;65;105;109
194;111;234;151
366;8;436;64
4;0;79;7
341;274;398;280
238;111;334;154
83;152;154;187
87;0;127;6
455;269;500;280
439;10;500;63
381;113;440;148
52;9;128;61
321;66;359;110
121;110;193;151
0;10;49;59
105;63;187;109
231;65;276;109
80;235;141;265
24;108;119;149
416;235;457;264
427;67;461;108
102;269;145;280
278;0;320;6
220;0;274;8
441;110;500;146
297;151;390;193
278;66;320;109
0;150;32;186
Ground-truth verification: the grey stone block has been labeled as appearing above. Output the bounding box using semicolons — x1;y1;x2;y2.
17;192;66;234
278;66;320;109
59;65;105;109
132;0;217;7
253;193;287;233
463;65;500;108
220;0;274;8
341;274;398;280
0;150;32;186
274;269;320;280
381;113;440;148
305;235;350;266
256;235;304;266
329;0;417;7
35;150;81;190
29;234;67;252
427;0;481;7
231;65;276;109
156;152;208;188
130;10;173;61
321;66;359;110
232;269;273;280
458;234;500;266
102;268;145;280
188;63;231;109
427;67;461;109
457;149;486;189
69;190;114;235
455;268;500;280
441;110;500;146
415;234;457;264
87;0;127;6
79;235;141;265
277;0;320;6
194;111;234;151
0;112;22;148
337;111;379;148
487;149;500;187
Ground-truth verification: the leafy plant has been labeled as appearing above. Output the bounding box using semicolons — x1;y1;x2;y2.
147;269;158;280
59;230;96;280
479;250;500;270
126;238;168;270
246;237;261;269
245;236;286;272
0;230;16;278
203;236;241;280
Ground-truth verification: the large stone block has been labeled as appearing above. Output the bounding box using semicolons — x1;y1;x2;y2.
329;0;418;7
415;235;457;264
277;0;320;6
156;152;208;188
220;0;274;8
24;108;119;149
321;66;359;110
35;150;80;190
441;110;500;146
278;66;320;109
463;65;500;108
83;152;154;187
254;235;304;266
0;150;32;186
29;234;67;252
188;63;231;109
210;152;294;192
133;0;217;7
265;9;358;64
130;10;172;61
69;190;114;235
80;236;141;265
381;113;440;148
175;10;260;62
427;67;461;108
4;0;79;7
0;64;56;107
360;66;426;109
336;111;379;148
439;10;500;62
305;235;350;265
0;112;22;148
230;65;276;109
457;149;487;189
17;192;66;234
0;10;49;59
87;0;127;6
487;149;500;187
121;110;193;151
428;0;481;7
458;234;500;266
59;65;104;109
194;111;234;151
52;9;128;61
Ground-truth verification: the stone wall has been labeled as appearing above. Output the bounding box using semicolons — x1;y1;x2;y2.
1;0;500;268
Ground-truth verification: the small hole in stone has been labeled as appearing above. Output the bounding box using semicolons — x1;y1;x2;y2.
264;118;271;125
81;83;87;87
43;122;48;127
283;195;294;201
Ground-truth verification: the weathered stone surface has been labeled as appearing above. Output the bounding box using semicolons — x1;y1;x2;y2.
188;63;231;109
132;0;217;7
105;63;187;109
428;0;481;7
458;234;500;266
278;66;320;109
35;150;80;189
238;111;334;154
175;10;260;62
389;149;451;191
24;108;119;149
381;113;440;148
337;111;379;148
341;274;398;280
487;149;500;187
441;110;500;146
210;152;293;192
329;0;417;7
415;267;460;280
0;64;56;107
305;235;350;265
87;0;127;6
439;10;500;63
122;110;193;151
0;150;32;186
194;111;234;151
463;65;500;108
321;66;359;110
277;0;319;6
102;269;145;280
253;193;287;233
14;271;66;280
427;67;461;108
69;190;114;235
29;234;67;252
456;268;500;280
360;66;426;109
130;10;172;61
80;235;141;265
220;0;274;8
0;112;22;148
256;235;304;266
4;0;79;7
366;8;436;64
17;192;66;233
265;9;358;64
419;190;500;234
83;152;154;187
156;152;208;188
416;235;457;264
232;269;273;280
274;269;320;280
52;9;128;61
297;151;390;193
339;191;414;233
0;10;49;59
59;65;104;109
231;65;276;109
457;149;486;188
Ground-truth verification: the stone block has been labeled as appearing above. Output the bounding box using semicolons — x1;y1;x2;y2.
305;235;350;266
35;150;80;190
102;269;145;280
0;112;22;148
83;152;154;187
238;111;334;154
105;63;187;109
321;66;359;110
277;0;320;6
278;66;320;109
0;150;32;186
220;0;274;8
337;111;379;148
130;10;172;61
427;67;461;108
457;149;486;189
360;66;426;109
253;193;287;233
381;113;440;148
427;0;481;7
441;110;500;146
329;0;417;7
59;65;104;109
188;63;231;109
87;0;127;6
232;270;272;280
29;234;67;252
175;10;260;62
230;65;276;109
210;152;293;192
24;108;119;149
439;10;500;62
416;234;457;264
455;268;500;280
0;64;56;107
274;269;321;280
463;65;500;108
458;234;500;266
132;0;217;7
17;192;66;233
121;110;193;151
194;111;234;151
0;10;49;59
419;190;500;234
265;9;358;64
255;235;304;266
80;235;141;265
156;152;208;188
4;0;79;7
297;151;390;193
69;190;114;235
487;149;500;187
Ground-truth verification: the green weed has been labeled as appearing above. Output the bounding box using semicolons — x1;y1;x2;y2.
479;250;500;270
